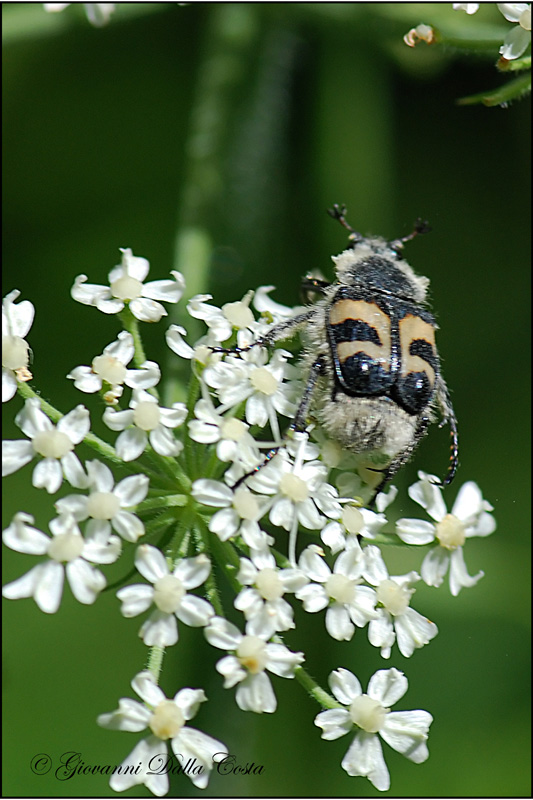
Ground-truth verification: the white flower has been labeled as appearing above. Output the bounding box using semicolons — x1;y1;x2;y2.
97;670;228;794
188;398;260;467
296;543;377;641
103;389;186;461
234;549;308;637
452;3;480;13
403;24;435;47
165;324;214;366
321;504;387;554
203;346;297;442
315;667;433;791
2;398;90;493
396;472;496;595
55;460;149;542
498;3;531;58
2;290;35;402
2;512;120;613
67;331;160;404
187;290;261;343
363;546;438;658
252;284;301;322
453;2;531;59
249;435;342;565
191;478;273;550
116;545;214;647
375;484;398;513
44;3;116;26
71;248;184;322
204;616;304;714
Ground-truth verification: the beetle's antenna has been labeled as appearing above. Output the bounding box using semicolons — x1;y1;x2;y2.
389;218;431;253
327;204;363;245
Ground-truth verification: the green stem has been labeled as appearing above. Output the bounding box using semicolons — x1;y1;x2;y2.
457;71;531;105
137;494;188;513
173;5;259;301
118;307;150;372
209;530;242;593
17;381;124;466
143;447;192;493
293;664;342;709
497;54;531;72
193;520;225;617
163;5;260;403
147;645;165;682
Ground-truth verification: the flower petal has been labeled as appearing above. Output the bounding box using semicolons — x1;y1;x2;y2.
192;479;233;508
129;297;167;323
236;673;276;713
114;474;149;506
1;439;34;476
380;709;432;762
66;558;106;603
326;604;355;641
329;668;362;705
314;707;353;740
135;544;169;583
395;517;436;545
117;583;154;617
367;667;408;706
342;731;390;791
172;727;227;789
115;428;147;462
177;595;215;627
174;554;211;589
140;610;178;647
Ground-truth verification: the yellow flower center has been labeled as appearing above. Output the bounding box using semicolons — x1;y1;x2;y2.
86;491;121;520
47;531;84;563
133;401;161;431
349;694;387;733
2;335;29;370
236;635;268;674
325;573;355;604
92;355;127;386
110;275;143;301
250;367;278;396
153;575;186;614
279;473;308;502
255;568;284;601
32;429;74;459
149;700;185;740
376;579;410;616
435;513;466;550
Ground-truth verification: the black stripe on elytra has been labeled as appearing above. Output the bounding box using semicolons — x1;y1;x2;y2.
330;318;381;345
409;338;438;372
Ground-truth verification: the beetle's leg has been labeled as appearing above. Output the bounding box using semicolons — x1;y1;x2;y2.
440;411;459;486
232;354;327;489
367;416;431;508
435;379;459;487
209;309;317;356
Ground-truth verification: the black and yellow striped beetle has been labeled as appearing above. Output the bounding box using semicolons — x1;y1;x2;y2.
218;204;458;501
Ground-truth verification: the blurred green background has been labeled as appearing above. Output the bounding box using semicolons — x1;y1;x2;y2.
2;3;530;797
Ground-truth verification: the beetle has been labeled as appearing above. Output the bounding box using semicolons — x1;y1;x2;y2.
214;205;458;501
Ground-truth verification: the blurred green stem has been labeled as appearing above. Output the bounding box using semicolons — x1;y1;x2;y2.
172;4;259;308
165;5;260;405
315;31;395;236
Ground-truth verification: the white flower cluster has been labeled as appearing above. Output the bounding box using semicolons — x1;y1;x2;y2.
454;3;531;60
44;3;116;27
405;4;531;61
2;249;496;795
